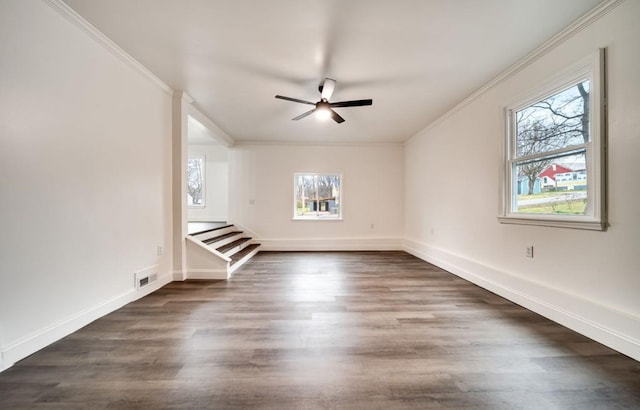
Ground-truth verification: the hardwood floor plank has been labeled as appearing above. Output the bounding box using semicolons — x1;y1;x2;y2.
1;251;639;409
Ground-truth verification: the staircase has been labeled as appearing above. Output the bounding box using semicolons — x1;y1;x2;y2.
186;224;260;279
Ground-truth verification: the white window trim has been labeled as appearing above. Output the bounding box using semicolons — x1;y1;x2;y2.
293;172;343;221
498;49;607;231
187;155;206;208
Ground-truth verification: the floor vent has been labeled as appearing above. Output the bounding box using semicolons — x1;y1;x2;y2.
135;267;158;290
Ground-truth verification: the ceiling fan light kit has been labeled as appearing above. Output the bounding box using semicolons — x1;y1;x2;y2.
275;78;372;124
315;104;331;121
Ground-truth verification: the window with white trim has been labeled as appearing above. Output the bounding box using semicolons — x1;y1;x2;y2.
187;156;205;207
499;49;607;230
294;173;342;220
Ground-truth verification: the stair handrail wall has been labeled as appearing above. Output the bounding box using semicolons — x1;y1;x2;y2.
185;235;231;262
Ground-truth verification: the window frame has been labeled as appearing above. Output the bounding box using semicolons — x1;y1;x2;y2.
293;172;343;221
187;155;206;208
499;49;607;231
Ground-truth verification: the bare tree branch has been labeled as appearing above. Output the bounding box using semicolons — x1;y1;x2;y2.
515;81;589;194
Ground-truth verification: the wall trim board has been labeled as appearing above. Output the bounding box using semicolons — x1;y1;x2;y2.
228;222;260;241
187;104;234;147
186;268;229;280
172;270;186;281
43;0;173;95
259;237;403;252
0;326;5;372
0;272;172;372
188;217;229;223
234;140;404;148
403;239;640;362
407;0;624;144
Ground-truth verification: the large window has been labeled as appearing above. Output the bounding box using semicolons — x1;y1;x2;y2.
187;156;205;207
500;49;606;230
294;173;342;220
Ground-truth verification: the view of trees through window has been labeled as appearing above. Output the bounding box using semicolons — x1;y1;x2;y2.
513;80;589;215
187;157;204;206
294;174;341;219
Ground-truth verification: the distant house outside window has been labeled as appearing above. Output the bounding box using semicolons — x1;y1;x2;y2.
294;173;342;220
499;49;606;230
187;156;205;207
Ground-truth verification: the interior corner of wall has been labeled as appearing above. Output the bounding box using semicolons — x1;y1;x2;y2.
0;351;7;373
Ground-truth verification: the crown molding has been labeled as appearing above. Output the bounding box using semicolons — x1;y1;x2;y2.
174;91;194;104
44;0;173;95
234;139;404;148
187;103;235;147
408;0;625;143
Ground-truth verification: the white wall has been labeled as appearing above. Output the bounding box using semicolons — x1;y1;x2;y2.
404;0;640;360
0;0;173;369
229;143;404;250
187;143;229;222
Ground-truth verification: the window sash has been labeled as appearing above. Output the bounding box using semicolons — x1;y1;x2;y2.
509;145;587;167
510;150;588;215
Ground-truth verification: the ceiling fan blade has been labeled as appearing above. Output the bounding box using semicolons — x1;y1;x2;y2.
275;95;316;105
329;108;345;124
330;99;373;108
321;78;336;101
292;109;316;121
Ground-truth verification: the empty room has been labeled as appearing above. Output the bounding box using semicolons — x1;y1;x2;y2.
1;0;639;408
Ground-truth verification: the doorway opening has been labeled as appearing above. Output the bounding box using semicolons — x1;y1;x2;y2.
186;115;229;234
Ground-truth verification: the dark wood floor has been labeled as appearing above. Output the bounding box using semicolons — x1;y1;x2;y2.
1;252;639;409
187;221;228;234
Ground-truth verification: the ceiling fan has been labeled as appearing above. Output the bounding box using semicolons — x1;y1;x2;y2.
275;78;372;124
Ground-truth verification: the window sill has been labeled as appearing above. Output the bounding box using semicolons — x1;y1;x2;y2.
292;217;344;222
498;215;607;231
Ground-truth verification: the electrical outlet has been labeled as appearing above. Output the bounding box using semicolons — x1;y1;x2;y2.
526;246;534;258
157;245;164;256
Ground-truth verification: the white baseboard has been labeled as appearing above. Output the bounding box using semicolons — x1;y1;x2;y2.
187;217;228;222
259;237;403;251
1;272;172;372
227;221;259;240
403;239;640;362
186;268;228;280
173;270;186;281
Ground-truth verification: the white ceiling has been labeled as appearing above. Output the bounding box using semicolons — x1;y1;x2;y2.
63;0;604;144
